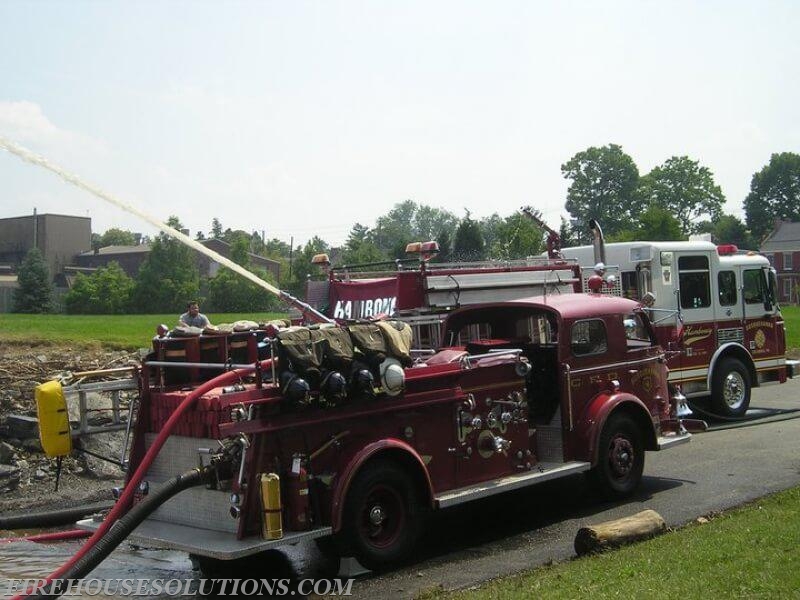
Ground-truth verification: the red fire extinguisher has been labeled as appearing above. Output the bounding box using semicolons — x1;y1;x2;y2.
286;454;310;531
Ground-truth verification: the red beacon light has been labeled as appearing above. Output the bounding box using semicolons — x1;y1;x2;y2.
717;244;738;256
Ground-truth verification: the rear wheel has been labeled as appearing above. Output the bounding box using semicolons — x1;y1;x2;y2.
588;413;645;499
711;358;751;418
341;460;424;571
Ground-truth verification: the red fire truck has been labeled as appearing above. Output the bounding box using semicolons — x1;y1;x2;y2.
72;290;693;574
561;235;797;418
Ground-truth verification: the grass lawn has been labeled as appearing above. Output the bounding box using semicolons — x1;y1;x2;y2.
781;305;800;352
430;486;800;599
0;312;287;350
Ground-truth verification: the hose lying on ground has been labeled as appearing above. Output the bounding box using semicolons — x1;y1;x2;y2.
0;502;114;530
1;530;91;544
12;360;272;600
25;467;209;600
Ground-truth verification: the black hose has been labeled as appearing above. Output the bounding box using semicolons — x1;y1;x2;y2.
0;502;115;531
26;467;208;600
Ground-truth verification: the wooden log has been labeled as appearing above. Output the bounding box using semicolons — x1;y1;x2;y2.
574;509;666;556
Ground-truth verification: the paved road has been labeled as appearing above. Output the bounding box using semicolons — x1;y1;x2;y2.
2;381;798;599
353;379;800;598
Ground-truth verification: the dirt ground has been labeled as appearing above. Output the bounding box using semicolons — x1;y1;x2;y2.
0;342;140;515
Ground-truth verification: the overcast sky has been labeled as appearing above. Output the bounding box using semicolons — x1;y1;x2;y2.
1;1;798;247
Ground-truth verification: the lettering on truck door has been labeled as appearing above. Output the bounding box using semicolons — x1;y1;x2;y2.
675;252;716;385
740;266;779;373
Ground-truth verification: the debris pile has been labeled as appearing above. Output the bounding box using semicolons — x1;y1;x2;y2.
0;344;139;508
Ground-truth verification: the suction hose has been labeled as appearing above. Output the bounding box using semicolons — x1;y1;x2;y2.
27;468;209;600
13;359;272;600
0;502;114;530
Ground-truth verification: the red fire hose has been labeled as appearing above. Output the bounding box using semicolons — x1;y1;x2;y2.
14;360;272;600
0;529;91;544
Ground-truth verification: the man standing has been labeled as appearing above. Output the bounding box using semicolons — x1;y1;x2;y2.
179;301;213;328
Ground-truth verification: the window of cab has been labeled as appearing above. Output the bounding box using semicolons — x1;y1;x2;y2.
570;319;607;356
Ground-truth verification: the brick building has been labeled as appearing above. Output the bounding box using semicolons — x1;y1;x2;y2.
0;213;92;280
760;220;800;304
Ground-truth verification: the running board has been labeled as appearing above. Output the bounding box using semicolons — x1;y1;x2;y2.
76;517;332;560
435;461;591;509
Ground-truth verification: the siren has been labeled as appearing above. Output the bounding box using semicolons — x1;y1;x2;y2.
717;244;738;255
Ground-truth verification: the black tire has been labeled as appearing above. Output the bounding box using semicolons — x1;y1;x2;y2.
341;460;424;571
711;357;751;418
588;413;645;499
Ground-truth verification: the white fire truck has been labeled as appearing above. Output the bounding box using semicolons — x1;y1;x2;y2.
561;235;797;417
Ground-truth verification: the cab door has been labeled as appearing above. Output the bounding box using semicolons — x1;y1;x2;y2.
674;252;717;379
739;266;779;362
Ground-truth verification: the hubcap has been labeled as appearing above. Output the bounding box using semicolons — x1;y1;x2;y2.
723;371;746;409
369;505;385;526
359;484;404;548
609;436;634;478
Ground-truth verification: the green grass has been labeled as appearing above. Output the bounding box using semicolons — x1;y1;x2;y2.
0;312;287;350
430;486;800;599
782;305;800;352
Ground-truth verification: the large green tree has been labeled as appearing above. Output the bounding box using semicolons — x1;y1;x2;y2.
130;217;199;313
64;262;133;314
372;200;459;259
13;247;52;313
206;266;281;313
483;211;545;259
341;223;386;265
453;211;486;261
562;144;640;242
638;156;725;235
744;152;800;241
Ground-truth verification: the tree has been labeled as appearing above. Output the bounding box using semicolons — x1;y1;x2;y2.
634;205;685;241
435;228;452;263
638;156;725;235
64;262;133;314
341;223;386;265
485;212;545;259
453;211;486;261
13;247;52;313
562;144;640;242
744;152;800;241
130;216;199;313
710;214;755;249
372;201;459;259
210;218;224;240
97;228;137;247
206;266;281;312
286;236;330;296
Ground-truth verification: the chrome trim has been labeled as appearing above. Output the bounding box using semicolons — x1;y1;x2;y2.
567;354;663;376
565;363;573;431
435;461;591;508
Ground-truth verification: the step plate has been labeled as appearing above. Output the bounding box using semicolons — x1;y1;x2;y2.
656;433;691;450
76;518;332;560
435;461;591;509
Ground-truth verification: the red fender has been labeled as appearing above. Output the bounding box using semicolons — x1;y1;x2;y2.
330;438;434;532
574;392;657;465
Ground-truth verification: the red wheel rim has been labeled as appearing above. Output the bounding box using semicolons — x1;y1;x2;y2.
358;483;405;549
608;434;634;480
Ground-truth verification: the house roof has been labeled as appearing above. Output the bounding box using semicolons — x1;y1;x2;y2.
79;244;151;256
760;221;800;252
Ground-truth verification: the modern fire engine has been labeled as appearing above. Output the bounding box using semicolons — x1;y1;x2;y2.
29;284;695;588
560;228;797;418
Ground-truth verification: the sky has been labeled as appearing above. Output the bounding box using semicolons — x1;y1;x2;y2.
0;1;798;248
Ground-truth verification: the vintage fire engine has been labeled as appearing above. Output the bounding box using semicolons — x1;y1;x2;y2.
561;228;797;417
62;289;692;574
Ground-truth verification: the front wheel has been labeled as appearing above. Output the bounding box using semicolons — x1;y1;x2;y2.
341;460;424;571
711;357;751;418
588;413;645;500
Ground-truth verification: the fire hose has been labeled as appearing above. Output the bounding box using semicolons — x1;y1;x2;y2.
0;502;114;530
13;360;272;600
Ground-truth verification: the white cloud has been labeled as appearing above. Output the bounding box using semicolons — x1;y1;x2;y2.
0;100;106;154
